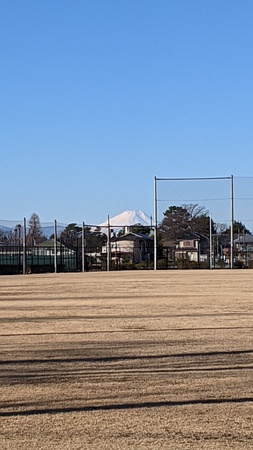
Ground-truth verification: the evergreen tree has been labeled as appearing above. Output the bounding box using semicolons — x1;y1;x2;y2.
60;223;82;246
159;204;213;244
27;213;44;246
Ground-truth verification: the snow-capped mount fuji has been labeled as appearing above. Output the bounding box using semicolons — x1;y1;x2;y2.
99;210;152;230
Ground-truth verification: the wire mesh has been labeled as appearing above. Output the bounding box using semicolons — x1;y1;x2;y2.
1;176;253;274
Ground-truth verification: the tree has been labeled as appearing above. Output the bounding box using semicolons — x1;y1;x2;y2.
159;206;192;244
117;223;152;237
27;213;45;246
0;224;23;245
214;222;228;235
186;204;207;220
229;220;251;236
0;228;12;244
158;203;214;248
131;224;152;235
59;224;107;252
84;227;107;252
60;223;82;246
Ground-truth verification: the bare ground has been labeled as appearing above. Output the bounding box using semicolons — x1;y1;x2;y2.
0;270;253;449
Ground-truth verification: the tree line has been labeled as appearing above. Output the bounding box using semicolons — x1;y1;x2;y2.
158;204;251;244
0;207;251;251
0;213;107;252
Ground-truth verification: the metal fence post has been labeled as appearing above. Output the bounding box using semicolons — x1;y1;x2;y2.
54;220;57;273
23;217;26;275
82;222;85;272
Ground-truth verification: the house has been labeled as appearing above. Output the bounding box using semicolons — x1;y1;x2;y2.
175;234;202;262
34;239;77;271
35;238;75;256
102;232;154;265
234;234;253;267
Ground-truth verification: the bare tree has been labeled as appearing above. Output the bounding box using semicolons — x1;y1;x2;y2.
214;222;228;235
185;204;207;220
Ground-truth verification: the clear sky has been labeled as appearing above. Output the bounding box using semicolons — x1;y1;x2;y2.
1;0;253;227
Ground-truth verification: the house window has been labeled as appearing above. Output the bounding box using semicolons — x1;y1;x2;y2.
183;240;191;247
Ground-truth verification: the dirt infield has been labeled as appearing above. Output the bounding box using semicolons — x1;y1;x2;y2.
0;270;253;449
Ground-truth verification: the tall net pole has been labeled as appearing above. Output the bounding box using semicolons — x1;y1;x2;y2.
209;214;213;269
54;220;57;273
82;222;85;272
230;175;234;269
22;217;26;275
154;176;158;270
107;215;111;271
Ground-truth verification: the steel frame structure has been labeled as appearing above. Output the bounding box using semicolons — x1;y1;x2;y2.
154;176;234;270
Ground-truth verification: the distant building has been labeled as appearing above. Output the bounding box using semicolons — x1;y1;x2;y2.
234;234;253;267
175;234;201;262
102;232;154;265
34;239;77;271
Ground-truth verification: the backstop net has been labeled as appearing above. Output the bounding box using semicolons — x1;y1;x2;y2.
154;176;233;269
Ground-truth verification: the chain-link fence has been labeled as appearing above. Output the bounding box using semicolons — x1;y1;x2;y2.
0;219;154;274
1;176;253;274
154;176;253;269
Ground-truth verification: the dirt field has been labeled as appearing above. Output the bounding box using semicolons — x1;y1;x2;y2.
0;270;253;449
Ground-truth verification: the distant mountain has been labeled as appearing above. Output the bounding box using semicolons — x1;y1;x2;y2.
99;210;152;231
0;211;152;237
0;224;65;239
0;225;12;232
41;225;65;238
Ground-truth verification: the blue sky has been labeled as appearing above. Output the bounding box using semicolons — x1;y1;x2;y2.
1;0;253;227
